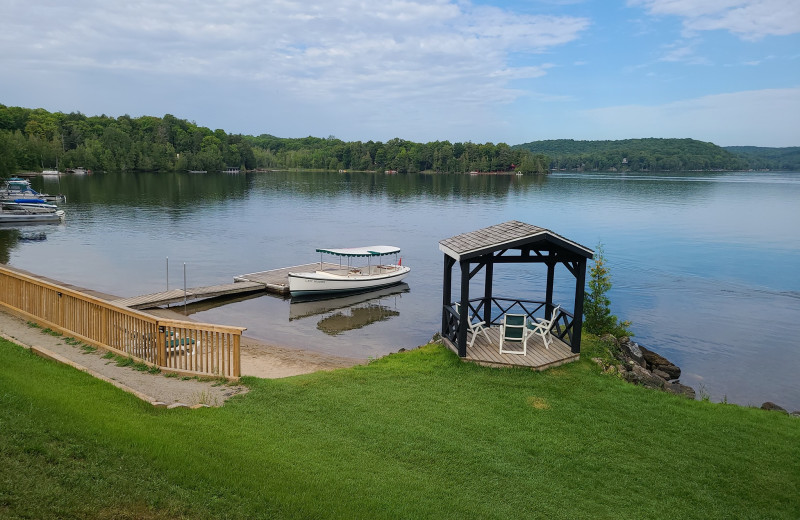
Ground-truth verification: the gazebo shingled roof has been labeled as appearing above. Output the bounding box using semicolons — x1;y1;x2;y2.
439;220;593;261
439;220;593;363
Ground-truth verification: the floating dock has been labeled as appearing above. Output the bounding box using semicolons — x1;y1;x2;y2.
112;263;340;309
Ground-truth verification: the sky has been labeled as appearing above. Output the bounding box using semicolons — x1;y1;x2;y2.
1;0;799;146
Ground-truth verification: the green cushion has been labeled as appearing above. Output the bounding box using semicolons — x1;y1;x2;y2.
504;327;524;341
166;338;195;347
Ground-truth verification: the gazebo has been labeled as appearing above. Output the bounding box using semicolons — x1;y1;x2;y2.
439;221;594;369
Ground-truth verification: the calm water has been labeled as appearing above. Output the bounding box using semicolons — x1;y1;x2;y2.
4;170;799;409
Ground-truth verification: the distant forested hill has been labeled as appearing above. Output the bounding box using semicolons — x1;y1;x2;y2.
513;138;748;172
0;104;549;176
723;146;800;171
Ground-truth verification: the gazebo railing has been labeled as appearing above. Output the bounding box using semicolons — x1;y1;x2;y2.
443;304;460;343
444;297;576;349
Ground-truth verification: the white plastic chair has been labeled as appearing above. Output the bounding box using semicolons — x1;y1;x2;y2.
499;313;530;355
455;302;490;349
528;305;561;349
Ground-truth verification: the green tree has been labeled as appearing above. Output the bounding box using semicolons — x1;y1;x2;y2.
584;244;631;336
0;131;16;176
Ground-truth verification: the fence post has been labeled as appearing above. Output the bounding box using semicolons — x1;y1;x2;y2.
233;333;241;377
157;324;167;367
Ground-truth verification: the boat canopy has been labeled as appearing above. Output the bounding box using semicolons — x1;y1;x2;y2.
316;245;400;257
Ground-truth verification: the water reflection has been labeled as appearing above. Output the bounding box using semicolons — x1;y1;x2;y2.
36;171;252;207
0;227;52;263
290;283;409;336
0;229;21;263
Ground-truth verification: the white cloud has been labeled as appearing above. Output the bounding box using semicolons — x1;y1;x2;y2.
0;0;589;114
629;0;800;40
578;87;800;146
658;40;710;64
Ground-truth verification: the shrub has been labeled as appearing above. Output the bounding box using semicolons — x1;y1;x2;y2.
584;243;631;336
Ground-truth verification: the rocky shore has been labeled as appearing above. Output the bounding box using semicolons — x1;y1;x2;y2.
595;335;799;415
598;335;697;399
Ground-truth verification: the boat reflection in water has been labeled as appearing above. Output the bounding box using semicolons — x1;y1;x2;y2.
289;283;409;336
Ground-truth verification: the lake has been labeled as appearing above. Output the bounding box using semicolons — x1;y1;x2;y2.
4;170;799;409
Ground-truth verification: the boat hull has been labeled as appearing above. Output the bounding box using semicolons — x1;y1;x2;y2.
288;266;410;296
0;210;65;223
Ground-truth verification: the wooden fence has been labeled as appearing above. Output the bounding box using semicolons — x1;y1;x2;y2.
0;266;244;379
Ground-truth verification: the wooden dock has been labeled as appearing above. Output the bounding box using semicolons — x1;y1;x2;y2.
113;263;340;309
112;281;265;309
444;326;579;370
233;262;341;295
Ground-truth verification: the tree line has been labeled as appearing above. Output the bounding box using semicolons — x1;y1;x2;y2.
0;105;549;176
513;138;761;172
722;146;800;171
2;105;793;177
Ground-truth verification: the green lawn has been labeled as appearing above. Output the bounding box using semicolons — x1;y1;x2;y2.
1;336;797;519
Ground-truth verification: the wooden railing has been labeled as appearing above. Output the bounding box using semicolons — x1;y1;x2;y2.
444;297;576;349
0;266;244;379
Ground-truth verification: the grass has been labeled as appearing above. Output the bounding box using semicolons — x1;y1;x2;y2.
0;335;797;519
102;352;162;374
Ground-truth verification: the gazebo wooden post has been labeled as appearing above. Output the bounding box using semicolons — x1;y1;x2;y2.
458;259;470;357
483;260;493;325
442;254;454;334
571;257;587;354
545;254;555;320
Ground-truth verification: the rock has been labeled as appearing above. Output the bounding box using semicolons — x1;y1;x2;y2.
151;401;168;408
619;338;646;368
761;402;787;413
625;364;666;390
653;369;671;380
622;370;637;383
600;334;618;345
664;382;696;399
639;345;681;380
167;402;190;409
659;364;681;380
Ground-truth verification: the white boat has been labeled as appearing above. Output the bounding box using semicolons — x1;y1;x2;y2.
288;245;410;296
1;198;60;213
0;208;65;223
0;177;66;202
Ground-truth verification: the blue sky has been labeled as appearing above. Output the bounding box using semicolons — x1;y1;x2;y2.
1;0;798;146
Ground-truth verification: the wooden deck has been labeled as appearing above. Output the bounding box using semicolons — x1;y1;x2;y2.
234;262;342;295
444;326;579;370
112;281;265;309
113;262;343;309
